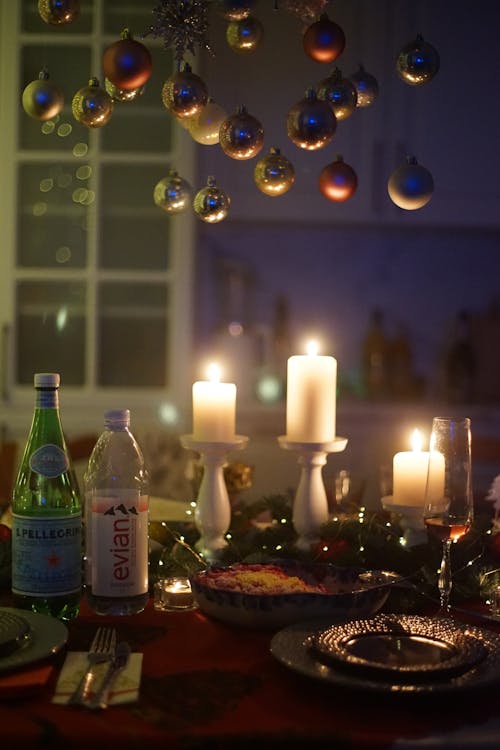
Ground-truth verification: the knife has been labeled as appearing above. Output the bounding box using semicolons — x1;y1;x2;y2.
87;641;131;710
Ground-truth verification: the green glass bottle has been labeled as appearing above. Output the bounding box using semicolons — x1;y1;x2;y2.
11;373;82;621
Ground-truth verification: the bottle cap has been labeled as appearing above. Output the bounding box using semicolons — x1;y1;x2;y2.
104;409;130;428
34;373;60;388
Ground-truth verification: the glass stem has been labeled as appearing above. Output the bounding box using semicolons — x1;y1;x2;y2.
438;539;453;612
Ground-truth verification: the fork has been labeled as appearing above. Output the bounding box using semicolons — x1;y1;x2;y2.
68;626;117;706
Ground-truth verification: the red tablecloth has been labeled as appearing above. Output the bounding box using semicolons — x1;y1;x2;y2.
1;598;500;749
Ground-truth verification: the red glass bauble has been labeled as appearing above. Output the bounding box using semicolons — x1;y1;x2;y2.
388;155;434;210
303;13;345;63
103;29;152;91
219;105;264;160
319;155;358;202
286;88;336;150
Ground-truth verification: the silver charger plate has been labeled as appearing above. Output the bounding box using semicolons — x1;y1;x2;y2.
310;614;488;680
0;607;68;673
270;616;500;693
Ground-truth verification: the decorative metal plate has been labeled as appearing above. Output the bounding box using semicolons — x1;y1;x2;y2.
0;610;32;658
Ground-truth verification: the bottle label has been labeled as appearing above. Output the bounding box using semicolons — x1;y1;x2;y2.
88;490;148;597
30;444;69;478
11;513;82;597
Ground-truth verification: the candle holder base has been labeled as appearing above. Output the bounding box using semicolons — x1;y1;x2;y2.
278;436;348;550
181;434;249;563
381;495;427;547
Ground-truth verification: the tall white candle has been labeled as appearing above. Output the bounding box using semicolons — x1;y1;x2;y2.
393;429;445;506
286;341;337;443
192;363;236;441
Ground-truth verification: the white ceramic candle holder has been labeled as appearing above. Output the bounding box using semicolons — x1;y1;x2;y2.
278;435;348;551
181;434;249;562
381;495;427;547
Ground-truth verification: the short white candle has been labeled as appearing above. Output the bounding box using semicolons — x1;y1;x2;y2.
286;341;337;443
393;429;445;506
192;363;236;441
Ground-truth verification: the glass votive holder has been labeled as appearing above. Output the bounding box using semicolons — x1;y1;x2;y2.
153;576;198;612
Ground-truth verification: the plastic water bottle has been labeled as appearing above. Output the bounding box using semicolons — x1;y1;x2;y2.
11;373;82;621
84;409;149;615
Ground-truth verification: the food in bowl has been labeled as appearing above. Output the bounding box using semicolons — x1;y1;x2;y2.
190;560;402;629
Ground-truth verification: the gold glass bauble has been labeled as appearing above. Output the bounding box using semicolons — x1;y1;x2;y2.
388;156;434;210
153;169;192;214
219;105;264;160
317;68;357;121
188;100;228;145
319;155;358;202
104;78;145;102
350;64;379;108
254;147;295;196
396;34;440;86
193;177;230;223
286;88;336;150
303;13;345;63
226;15;264;53
38;0;80;25
161;63;208;119
22;70;64;121
102;28;152;91
72;77;114;128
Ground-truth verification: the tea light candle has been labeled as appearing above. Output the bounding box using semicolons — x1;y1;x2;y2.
153;577;196;611
393;429;444;506
192;363;236;441
286;341;337;443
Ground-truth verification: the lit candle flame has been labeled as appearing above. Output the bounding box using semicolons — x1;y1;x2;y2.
207;362;221;383
306;340;319;356
411;428;423;452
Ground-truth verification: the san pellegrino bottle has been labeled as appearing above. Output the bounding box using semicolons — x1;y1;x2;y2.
84;409;149;615
11;373;82;621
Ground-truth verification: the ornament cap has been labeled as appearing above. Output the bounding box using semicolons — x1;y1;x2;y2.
236;104;248;114
334;154;344;162
88;77;101;88
406;155;418;165
305;88;317;100
38;67;50;81
269;146;281;155
207;176;217;187
120;27;132;40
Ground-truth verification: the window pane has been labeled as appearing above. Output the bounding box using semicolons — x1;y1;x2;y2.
18;164;89;268
100;165;170;270
97;282;168;387
16;282;86;385
20;45;91;152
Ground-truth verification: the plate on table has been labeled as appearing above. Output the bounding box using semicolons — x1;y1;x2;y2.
270;615;500;693
0;607;68;673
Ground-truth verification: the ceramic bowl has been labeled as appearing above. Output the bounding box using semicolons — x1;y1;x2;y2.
190;559;402;630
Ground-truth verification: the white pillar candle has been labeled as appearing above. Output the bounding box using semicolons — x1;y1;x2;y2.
286;341;337;443
393;429;444;506
192;363;236;441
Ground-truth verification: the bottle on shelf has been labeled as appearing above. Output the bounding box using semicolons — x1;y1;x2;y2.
444;309;476;403
361;308;390;400
84;409;149;616
11;373;82;622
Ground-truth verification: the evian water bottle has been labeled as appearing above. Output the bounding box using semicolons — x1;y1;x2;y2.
84;409;149;615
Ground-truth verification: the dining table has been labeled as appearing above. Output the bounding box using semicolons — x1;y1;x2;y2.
2;589;500;750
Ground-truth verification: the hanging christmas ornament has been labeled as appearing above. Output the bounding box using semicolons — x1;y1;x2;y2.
219;105;264;160
102;28;152;92
193;177;230;223
280;1;329;24
388;155;434;210
72;77;114;128
303;13;345;63
38;0;80;25
145;0;211;61
22;68;64;121
350;64;379;108
216;0;256;21
161;62;208;119
226;15;264;53
286;88;336;150
254;146;295;197
396;34;440;86
188;99;228;145
319;154;358;202
317;67;357;121
153;169;192;214
104;78;145;102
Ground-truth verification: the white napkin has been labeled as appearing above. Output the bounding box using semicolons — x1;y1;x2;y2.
52;651;143;705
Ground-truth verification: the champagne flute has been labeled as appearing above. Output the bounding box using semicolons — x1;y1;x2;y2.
423;417;473;613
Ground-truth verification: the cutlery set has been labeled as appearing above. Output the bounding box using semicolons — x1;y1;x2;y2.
68;626;131;709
